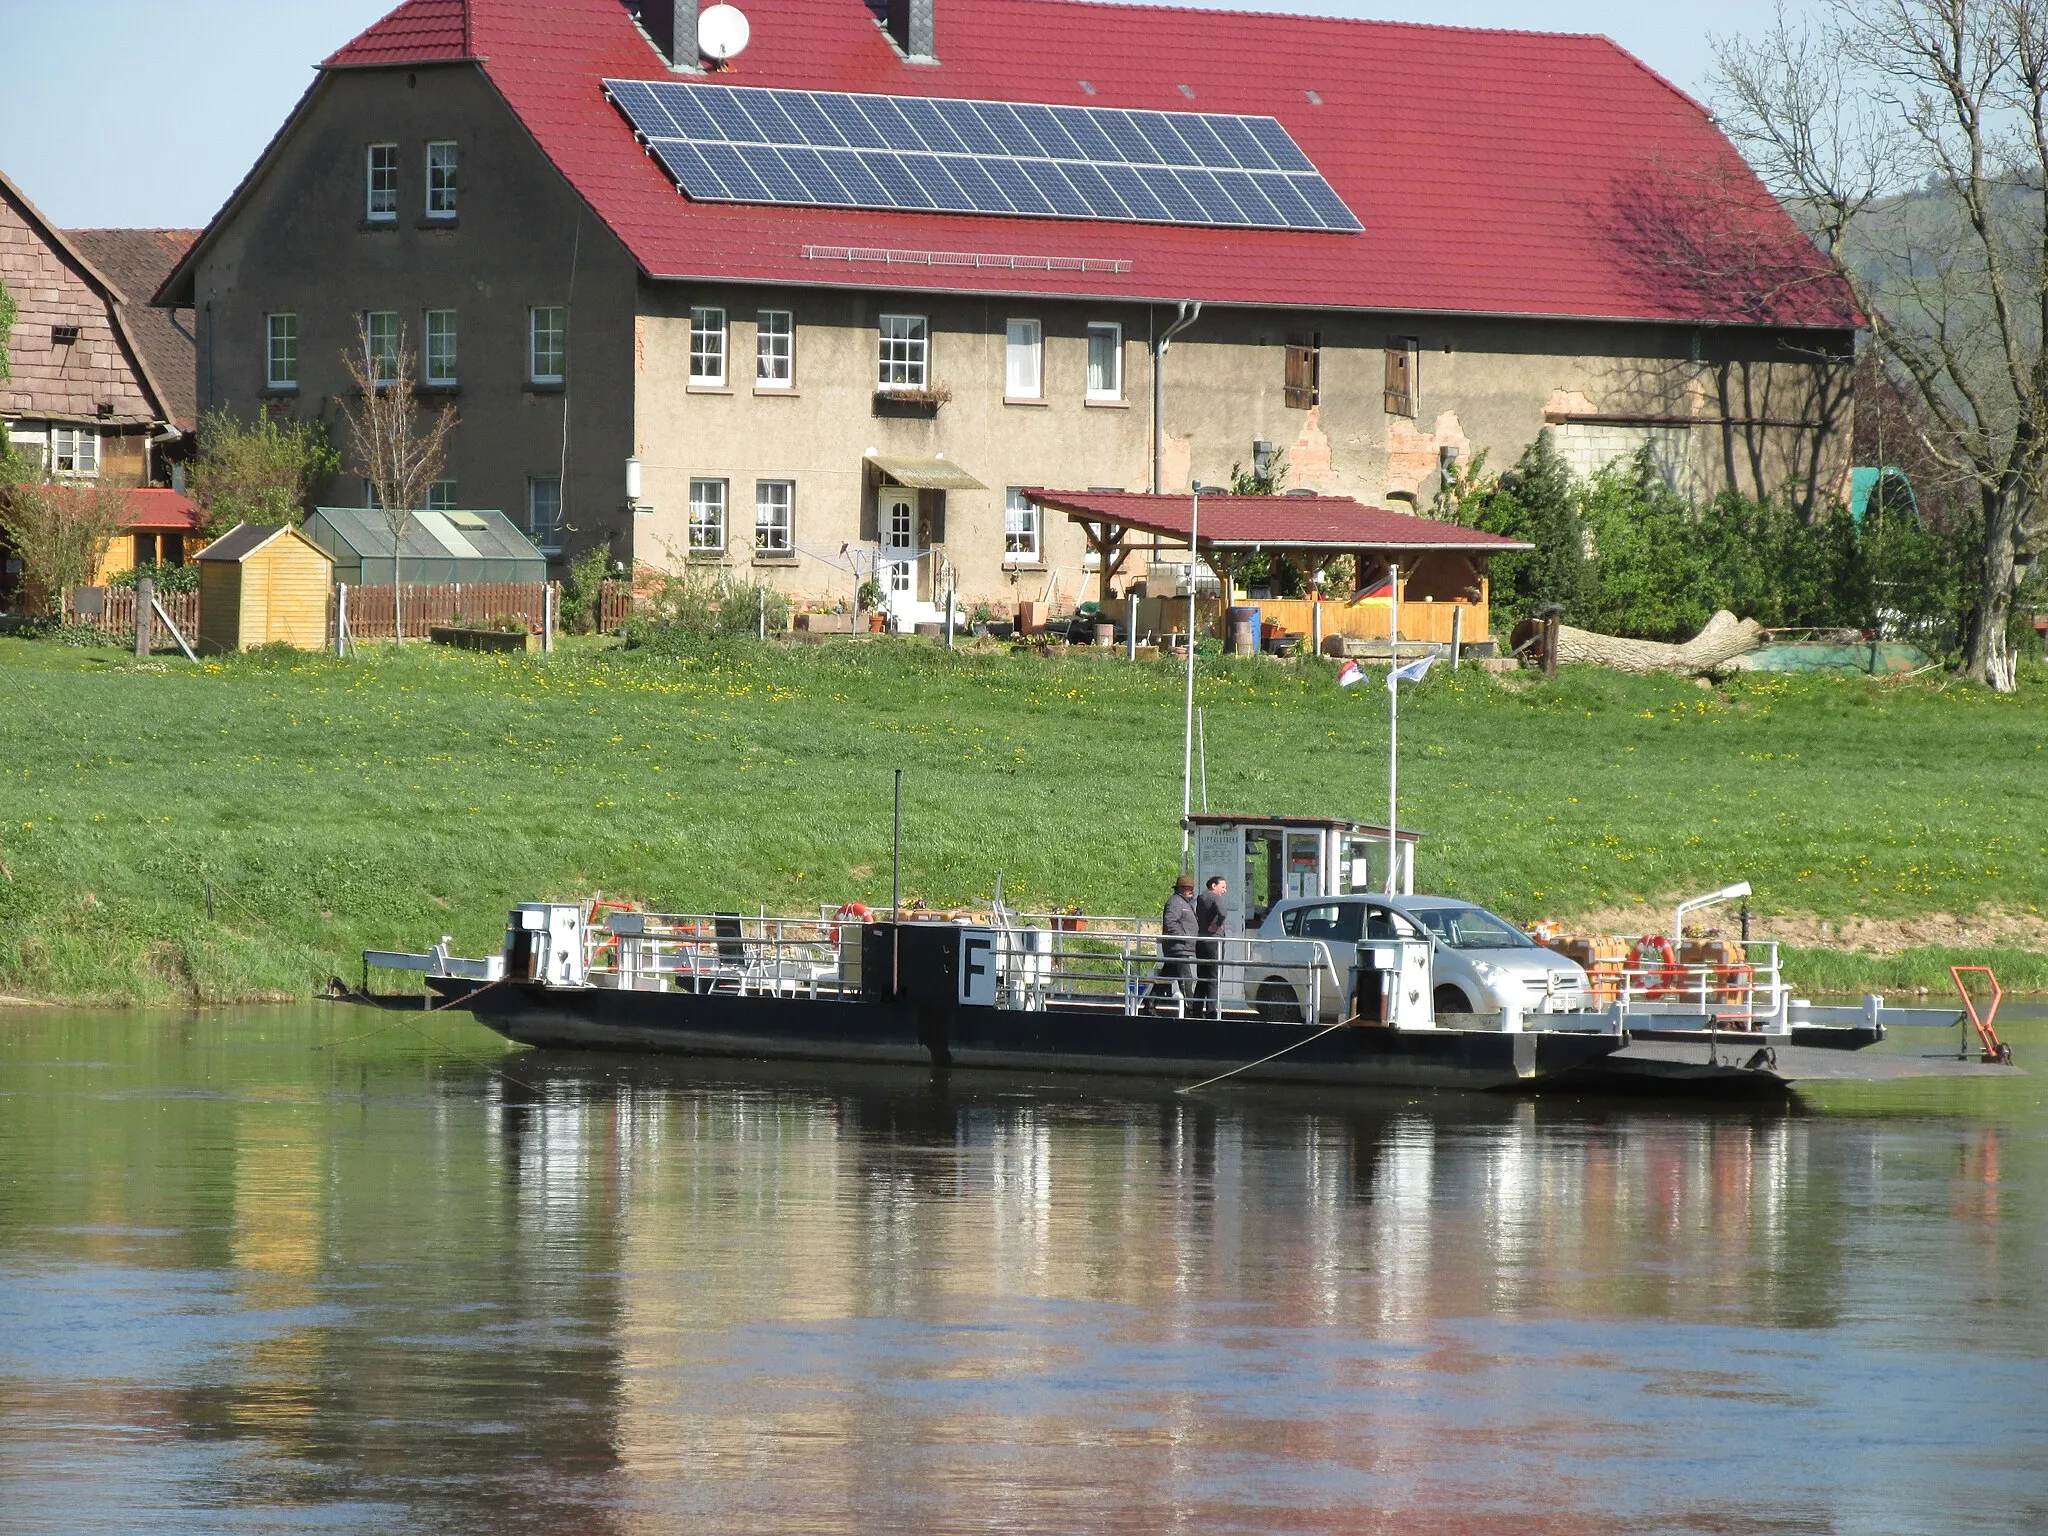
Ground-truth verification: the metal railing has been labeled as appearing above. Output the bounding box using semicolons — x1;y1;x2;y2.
585;910;1336;1020
1601;941;1789;1030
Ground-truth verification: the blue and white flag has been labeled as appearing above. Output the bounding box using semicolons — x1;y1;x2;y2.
1387;654;1434;687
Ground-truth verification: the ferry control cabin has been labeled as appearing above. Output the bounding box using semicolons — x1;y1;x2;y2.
1189;814;1419;935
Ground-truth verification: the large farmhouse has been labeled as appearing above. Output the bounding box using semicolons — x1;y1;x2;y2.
155;0;1856;616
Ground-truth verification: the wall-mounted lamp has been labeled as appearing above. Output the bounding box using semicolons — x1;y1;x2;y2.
625;457;648;512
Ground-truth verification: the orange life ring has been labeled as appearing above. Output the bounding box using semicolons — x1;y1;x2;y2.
832;902;870;944
1630;934;1685;999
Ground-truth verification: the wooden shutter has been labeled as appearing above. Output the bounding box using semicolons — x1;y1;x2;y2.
1383;337;1416;417
1283;332;1319;409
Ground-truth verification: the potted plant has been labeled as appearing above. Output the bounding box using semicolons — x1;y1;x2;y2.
857;578;887;632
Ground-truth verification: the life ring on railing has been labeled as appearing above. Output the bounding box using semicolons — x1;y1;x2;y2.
1630;934;1684;999
585;900;639;970
832;902;870;944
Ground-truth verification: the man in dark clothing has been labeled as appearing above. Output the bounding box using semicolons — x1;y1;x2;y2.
1193;875;1229;1016
1152;875;1198;1012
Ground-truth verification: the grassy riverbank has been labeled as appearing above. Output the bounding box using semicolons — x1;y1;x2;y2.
1;634;2044;1004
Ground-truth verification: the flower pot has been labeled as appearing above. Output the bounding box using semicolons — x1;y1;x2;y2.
867;613;888;633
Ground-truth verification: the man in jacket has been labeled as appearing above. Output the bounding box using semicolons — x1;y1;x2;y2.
1193;875;1229;1016
1151;875;1198;1012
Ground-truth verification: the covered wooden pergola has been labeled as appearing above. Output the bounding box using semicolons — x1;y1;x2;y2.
1023;490;1531;646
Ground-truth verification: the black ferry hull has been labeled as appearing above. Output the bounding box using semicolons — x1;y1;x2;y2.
439;978;1625;1092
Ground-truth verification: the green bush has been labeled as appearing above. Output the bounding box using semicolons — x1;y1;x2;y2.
559;544;611;634
1461;430;1981;653
109;561;199;595
624;566;789;648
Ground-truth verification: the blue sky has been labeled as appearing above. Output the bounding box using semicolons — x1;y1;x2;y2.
0;0;1818;229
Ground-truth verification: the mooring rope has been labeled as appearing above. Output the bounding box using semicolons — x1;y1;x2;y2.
314;978;544;1093
313;978;506;1050
1175;1017;1356;1095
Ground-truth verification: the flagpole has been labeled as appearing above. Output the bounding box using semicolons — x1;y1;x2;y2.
1386;667;1399;894
1181;481;1202;871
1386;561;1400;893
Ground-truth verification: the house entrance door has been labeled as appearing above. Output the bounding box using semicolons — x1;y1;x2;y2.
881;491;916;626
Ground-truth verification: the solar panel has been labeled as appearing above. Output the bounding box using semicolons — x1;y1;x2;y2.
603;79;1361;233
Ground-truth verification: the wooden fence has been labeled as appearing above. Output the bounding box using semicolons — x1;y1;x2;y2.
335;582;553;641
599;579;634;633
65;586;201;651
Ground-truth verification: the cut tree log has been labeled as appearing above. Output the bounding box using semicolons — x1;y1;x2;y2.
1520;610;1765;676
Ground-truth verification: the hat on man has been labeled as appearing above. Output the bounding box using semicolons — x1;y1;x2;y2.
1174;875;1195;893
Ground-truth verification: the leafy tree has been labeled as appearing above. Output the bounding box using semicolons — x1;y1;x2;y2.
1462;432;1588;628
0;480;135;616
188;408;340;535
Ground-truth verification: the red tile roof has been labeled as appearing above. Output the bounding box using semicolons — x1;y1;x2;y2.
308;0;1852;328
326;0;472;65
1025;490;1532;551
118;488;202;531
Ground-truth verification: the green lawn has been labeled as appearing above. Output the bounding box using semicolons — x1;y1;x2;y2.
1;634;2044;1003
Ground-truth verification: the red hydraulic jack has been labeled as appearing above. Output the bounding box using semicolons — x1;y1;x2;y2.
1951;966;2015;1065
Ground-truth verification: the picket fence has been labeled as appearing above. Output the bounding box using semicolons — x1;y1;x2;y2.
67;575;638;651
335;582;554;641
65;586;202;651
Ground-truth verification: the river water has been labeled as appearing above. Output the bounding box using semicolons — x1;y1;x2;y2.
2;1005;2044;1534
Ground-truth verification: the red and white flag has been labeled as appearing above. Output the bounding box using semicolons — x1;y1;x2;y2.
1337;659;1365;688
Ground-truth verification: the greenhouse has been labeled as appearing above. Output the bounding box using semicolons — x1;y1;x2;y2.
301;508;548;585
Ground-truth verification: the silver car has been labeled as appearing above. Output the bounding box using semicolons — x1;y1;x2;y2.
1252;895;1588;1018
1387;897;1589;1015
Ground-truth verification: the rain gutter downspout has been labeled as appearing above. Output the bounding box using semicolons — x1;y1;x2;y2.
1152;300;1202;493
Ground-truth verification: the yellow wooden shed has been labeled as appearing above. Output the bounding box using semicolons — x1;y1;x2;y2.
195;524;334;653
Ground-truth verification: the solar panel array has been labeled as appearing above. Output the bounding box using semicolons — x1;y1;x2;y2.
604;79;1361;233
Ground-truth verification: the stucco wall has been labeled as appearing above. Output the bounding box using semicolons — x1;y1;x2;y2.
630;287;1854;606
185;62;638;565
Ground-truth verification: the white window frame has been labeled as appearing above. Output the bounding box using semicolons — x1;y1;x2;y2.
1005;318;1042;400
878;314;928;390
1086;322;1123;401
755;479;794;554
527;476;563;551
425;140;458;218
424;308;458;386
364;310;400;385
689;478;728;554
755;309;794;389
365;143;398;221
427;479;457;511
50;427;99;478
266;312;298;389
690;307;727;387
529;306;566;384
1004;487;1041;565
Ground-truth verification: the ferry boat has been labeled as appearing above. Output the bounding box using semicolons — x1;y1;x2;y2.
359;813;2015;1098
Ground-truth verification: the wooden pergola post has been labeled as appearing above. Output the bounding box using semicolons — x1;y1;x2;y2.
1083;521;1133;610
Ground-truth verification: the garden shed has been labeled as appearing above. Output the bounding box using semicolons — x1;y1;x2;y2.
301;507;547;585
195;524;334;653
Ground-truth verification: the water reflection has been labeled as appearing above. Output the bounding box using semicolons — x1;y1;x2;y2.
1;1008;2044;1534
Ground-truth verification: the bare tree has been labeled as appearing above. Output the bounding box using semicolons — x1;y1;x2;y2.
1716;0;2048;686
338;317;457;642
